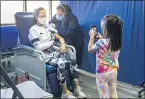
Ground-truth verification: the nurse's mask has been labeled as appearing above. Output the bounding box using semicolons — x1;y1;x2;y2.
56;14;64;21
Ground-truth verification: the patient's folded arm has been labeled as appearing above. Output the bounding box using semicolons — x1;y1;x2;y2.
33;41;54;51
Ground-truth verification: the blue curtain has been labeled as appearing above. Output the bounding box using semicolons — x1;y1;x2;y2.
61;1;144;85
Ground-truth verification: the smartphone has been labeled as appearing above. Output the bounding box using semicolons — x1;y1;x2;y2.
90;25;97;32
90;25;98;39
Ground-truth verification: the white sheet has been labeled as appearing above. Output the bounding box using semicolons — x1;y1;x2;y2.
0;81;53;98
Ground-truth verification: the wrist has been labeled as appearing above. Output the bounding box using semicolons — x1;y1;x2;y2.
61;42;66;45
61;43;66;47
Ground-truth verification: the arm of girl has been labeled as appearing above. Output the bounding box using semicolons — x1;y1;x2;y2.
88;30;95;53
88;30;103;53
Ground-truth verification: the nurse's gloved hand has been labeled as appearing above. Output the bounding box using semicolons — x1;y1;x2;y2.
49;27;58;34
60;44;67;53
49;23;56;28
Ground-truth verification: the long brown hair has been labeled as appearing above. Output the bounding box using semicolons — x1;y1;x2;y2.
102;14;123;51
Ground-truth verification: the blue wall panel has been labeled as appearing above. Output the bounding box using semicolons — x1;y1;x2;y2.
61;1;144;85
0;25;18;52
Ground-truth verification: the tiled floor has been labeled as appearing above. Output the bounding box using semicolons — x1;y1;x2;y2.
79;74;143;98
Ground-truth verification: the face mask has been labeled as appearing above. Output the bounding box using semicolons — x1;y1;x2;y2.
56;15;63;21
38;17;48;26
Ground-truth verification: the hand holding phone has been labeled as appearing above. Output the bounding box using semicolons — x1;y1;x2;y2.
90;25;98;39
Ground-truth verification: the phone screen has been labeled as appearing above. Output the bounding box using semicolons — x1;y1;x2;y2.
90;25;97;32
90;25;98;39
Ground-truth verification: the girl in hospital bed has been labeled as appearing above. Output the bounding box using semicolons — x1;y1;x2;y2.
88;14;123;98
28;7;86;98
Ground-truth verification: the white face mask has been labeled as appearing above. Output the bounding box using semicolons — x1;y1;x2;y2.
38;17;48;26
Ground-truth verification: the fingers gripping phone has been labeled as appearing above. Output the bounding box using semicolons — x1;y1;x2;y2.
90;25;98;39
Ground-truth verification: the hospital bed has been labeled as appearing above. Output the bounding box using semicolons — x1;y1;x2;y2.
13;12;77;97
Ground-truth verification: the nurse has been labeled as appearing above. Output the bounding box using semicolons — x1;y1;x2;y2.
49;4;84;67
28;7;86;98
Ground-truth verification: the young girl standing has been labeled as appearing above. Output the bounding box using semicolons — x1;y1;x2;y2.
88;15;123;98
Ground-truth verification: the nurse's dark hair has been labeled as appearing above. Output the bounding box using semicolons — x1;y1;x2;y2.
102;14;123;51
56;4;72;13
33;7;45;25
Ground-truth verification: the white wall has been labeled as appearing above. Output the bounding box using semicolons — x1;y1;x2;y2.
52;1;60;16
1;1;60;24
1;1;23;24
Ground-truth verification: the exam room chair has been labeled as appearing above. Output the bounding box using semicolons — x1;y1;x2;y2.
13;12;76;97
